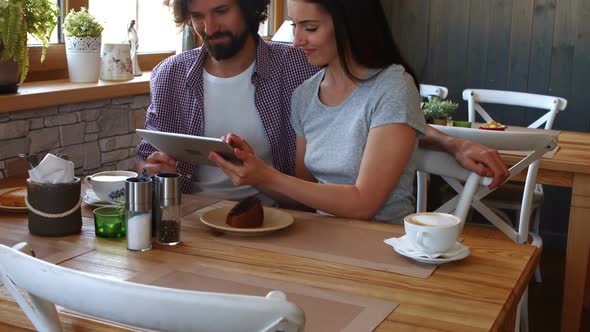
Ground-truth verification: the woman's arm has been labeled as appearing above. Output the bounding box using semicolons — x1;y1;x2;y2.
209;123;416;220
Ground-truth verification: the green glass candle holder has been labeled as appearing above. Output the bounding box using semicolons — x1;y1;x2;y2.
452;120;472;128
93;206;126;238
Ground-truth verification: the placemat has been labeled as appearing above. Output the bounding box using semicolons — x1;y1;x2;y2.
180;194;221;217
136;267;397;332
187;204;438;279
59;265;397;332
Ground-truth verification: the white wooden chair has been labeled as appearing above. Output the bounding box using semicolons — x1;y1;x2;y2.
419;84;448;100
463;89;567;281
0;243;305;332
416;125;556;332
415;146;491;226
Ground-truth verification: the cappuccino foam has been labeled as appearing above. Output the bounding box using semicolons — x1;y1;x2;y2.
407;214;459;227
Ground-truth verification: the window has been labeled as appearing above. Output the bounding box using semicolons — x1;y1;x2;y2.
258;0;275;37
88;0;283;52
23;0;285;81
27;0;63;45
89;0;179;53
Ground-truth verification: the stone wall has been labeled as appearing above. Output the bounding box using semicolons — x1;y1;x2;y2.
0;95;149;179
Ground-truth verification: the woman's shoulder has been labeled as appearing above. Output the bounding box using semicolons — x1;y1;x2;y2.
293;69;325;97
372;64;412;85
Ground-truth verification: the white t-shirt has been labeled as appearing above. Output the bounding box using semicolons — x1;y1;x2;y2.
193;61;274;204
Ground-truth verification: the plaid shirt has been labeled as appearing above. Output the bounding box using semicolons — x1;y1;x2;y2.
137;37;318;193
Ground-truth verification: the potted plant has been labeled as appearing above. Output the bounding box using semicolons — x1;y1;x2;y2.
62;7;103;82
0;0;60;93
422;97;458;125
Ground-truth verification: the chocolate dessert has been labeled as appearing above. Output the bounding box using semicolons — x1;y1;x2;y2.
226;196;264;228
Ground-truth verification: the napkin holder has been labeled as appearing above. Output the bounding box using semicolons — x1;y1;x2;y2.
26;177;82;236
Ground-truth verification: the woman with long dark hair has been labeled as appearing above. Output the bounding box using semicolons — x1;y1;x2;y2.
209;0;428;223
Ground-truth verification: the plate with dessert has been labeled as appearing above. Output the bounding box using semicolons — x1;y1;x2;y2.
200;196;294;236
0;187;28;212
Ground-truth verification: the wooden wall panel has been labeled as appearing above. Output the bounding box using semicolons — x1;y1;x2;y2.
550;0;580;130
386;0;589;133
466;0;492;90
526;0;556;126
527;0;555;95
507;0;534;126
445;0;471;114
424;0;449;85
387;0;431;79
570;0;590;134
485;0;513;90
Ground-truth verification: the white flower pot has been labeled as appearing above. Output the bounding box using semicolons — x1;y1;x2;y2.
65;36;101;83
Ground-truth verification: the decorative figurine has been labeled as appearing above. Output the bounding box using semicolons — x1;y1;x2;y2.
128;20;142;76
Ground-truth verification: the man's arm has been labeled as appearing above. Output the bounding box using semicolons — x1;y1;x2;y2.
419;125;510;189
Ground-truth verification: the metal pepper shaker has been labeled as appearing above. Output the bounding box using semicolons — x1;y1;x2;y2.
125;177;152;251
155;173;182;245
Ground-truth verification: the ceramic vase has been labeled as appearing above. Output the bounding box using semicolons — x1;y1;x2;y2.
100;43;134;81
65;36;101;83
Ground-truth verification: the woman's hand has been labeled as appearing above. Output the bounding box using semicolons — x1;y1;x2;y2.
222;133;255;154
208;147;275;187
451;138;510;189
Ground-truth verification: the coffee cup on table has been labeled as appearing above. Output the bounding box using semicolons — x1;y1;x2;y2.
86;170;138;203
403;212;461;255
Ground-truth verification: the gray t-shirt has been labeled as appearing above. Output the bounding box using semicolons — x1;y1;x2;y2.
290;64;425;224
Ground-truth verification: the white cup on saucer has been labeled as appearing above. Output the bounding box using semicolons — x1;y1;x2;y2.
404;212;461;255
86;170;138;203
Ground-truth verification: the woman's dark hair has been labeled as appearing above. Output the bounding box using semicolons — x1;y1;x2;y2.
302;0;419;87
164;0;270;36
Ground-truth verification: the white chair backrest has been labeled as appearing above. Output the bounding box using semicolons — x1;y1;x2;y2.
463;89;567;129
415;147;492;227
417;125;556;243
420;84;449;100
0;243;304;332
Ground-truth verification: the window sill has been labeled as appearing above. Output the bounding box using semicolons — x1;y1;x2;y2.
0;72;152;114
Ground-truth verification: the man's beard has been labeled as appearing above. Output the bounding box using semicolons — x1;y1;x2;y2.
202;29;249;60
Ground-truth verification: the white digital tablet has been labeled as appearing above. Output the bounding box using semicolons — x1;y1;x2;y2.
136;129;241;167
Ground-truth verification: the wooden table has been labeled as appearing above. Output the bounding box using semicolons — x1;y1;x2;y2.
501;130;590;332
0;178;539;331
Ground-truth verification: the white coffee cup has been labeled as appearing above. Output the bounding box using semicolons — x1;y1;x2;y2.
86;170;138;202
404;212;461;254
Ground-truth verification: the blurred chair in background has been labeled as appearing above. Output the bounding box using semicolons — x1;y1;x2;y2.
419;84;448;100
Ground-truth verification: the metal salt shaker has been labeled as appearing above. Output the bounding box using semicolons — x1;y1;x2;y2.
155;173;182;245
125;177;152;251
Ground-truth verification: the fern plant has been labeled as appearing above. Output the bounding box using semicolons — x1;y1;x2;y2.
0;0;59;83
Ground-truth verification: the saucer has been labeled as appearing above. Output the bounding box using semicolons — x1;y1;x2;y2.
385;235;470;264
83;189;118;207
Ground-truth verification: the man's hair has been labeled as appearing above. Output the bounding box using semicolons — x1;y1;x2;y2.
165;0;270;36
